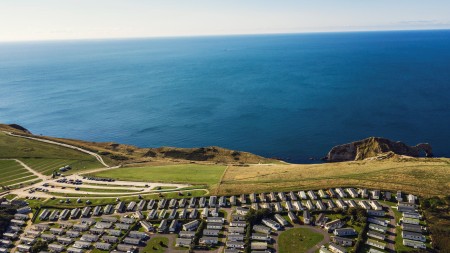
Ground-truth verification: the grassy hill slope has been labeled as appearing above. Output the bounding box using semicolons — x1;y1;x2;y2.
219;157;450;196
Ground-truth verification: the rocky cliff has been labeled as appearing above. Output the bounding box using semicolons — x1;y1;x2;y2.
325;137;433;162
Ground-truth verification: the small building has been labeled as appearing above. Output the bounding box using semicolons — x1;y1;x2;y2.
252;233;271;242
230;221;247;227
66;230;81;238
169;219;178;233
403;212;422;220
303;210;311;225
253;225;271;234
402;223;423;233
251;242;268;250
274;214;289;226
80;234;99;242
206;222;223;230
73;224;89;232
403;239;426;249
73;241;91;249
94;242;111;250
346;188;358;198
115;202;125;213
226;241;245;249
199;237;218;245
371;190;381;200
402;231;426;242
203;229;220;236
67;247;84;253
175;238;192;247
316;200;327;211
158;219;168;233
106;229;121;236
123;237;141;245
287;211;298;223
207;217;225;224
95;222;112;229
48;243;65;252
367;210;385;217
102;235;118;243
334;228;357;237
115;223;130;230
49;228;64;235
116;244;137;252
366;239;386;250
307;190;318;200
227;234;244;242
179;231;196;238
41;234;56;242
236;207;249;216
127;201;137;211
262;219;281;231
369;224;388;233
137;200;146;211
17;245;31;253
229;226;246;234
140;221;154;232
325;219;344;231
368;217;388;227
367;230;386;240
56;237;73;245
329;242;347;253
332;236;353;247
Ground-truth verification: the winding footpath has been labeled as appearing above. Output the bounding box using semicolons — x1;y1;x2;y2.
3;131;111;168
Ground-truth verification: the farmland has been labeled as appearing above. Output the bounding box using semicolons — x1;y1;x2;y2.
90;164;227;186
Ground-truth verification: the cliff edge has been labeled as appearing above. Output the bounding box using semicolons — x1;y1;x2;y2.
325;137;433;162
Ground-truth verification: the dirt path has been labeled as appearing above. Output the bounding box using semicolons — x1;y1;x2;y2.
3;131;111;168
384;204;397;252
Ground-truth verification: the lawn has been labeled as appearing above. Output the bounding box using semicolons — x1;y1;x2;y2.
0;160;36;190
90;164;226;186
140;236;169;253
21;158;102;175
42;189;208;208
278;228;324;253
0;132;103;175
219;158;450;196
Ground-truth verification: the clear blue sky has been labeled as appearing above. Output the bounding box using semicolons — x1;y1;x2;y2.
1;0;449;41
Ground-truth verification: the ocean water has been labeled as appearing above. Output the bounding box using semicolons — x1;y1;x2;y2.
1;30;450;163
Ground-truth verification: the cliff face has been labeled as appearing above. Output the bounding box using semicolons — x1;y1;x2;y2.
325;137;433;162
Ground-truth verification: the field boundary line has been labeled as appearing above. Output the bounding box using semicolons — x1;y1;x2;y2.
214;165;229;195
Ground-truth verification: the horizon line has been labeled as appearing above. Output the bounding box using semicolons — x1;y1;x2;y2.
1;27;449;44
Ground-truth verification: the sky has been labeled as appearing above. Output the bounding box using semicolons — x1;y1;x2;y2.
1;0;450;42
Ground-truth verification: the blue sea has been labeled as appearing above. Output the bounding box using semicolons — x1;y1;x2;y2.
1;30;450;163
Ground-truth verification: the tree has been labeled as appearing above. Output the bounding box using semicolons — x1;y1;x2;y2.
31;240;48;253
245;208;271;225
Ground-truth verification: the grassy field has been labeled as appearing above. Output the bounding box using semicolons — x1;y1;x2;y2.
0;132;103;174
42;189;208;208
141;236;169;253
0;160;37;191
20;158;102;176
218;158;450;196
90;164;226;186
278;228;324;253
